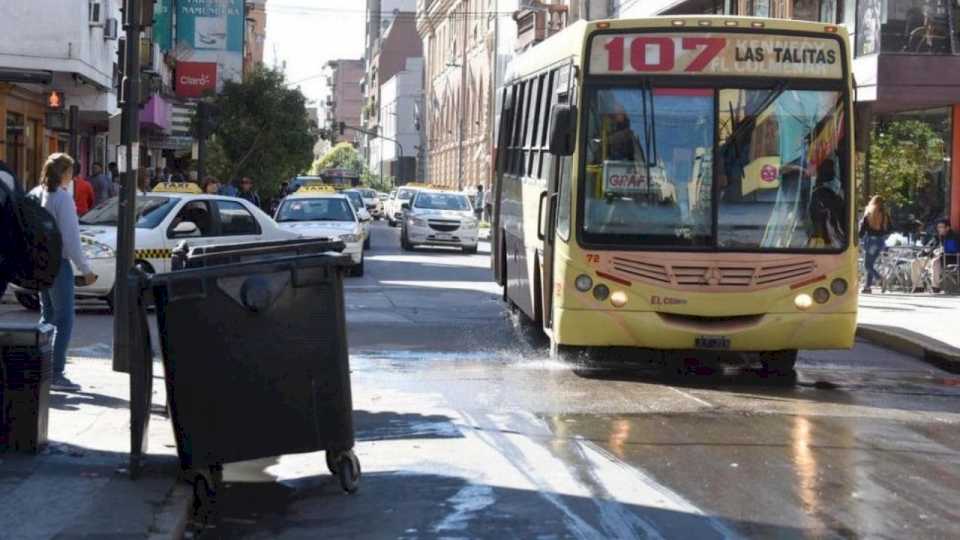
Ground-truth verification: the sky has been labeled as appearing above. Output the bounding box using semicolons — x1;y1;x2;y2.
263;0;366;106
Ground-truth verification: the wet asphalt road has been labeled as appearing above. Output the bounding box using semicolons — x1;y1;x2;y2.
3;221;959;539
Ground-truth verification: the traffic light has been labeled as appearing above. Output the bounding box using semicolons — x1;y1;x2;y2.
196;101;221;140
339;121;346;135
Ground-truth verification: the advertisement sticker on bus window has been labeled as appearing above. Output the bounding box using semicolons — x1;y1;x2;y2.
588;33;843;79
602;161;677;202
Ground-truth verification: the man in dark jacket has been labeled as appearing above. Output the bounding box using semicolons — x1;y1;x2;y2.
0;161;20;299
237;176;262;209
911;219;960;292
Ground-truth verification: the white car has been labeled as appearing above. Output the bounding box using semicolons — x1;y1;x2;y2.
400;189;479;253
274;187;365;276
341;189;373;249
385;185;423;227
11;183;299;311
356;188;381;220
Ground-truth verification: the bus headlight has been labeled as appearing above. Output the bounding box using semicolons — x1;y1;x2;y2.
575;274;593;292
794;293;813;310
830;278;848;296
813;287;831;304
593;284;610;301
610;291;628;308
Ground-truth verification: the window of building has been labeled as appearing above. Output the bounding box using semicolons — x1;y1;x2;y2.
880;0;952;54
749;0;771;17
793;0;820;21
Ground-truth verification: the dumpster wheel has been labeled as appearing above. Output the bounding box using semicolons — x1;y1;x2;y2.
327;450;361;494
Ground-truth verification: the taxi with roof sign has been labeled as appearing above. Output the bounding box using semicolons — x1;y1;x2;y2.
11;181;300;311
274;185;366;276
385;183;433;227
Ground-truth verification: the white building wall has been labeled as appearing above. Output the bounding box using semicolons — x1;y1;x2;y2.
0;0;120;88
379;58;423;164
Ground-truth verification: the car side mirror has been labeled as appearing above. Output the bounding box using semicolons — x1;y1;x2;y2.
548;104;577;156
401;202;410;211
171;220;198;237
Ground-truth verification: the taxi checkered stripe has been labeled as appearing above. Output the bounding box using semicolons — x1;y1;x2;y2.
135;248;172;259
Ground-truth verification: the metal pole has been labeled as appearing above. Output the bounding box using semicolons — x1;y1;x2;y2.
114;0;141;374
197;103;207;182
457;3;468;191
488;0;499;192
68;106;80;161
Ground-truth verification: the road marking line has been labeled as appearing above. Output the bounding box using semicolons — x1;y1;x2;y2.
667;386;713;407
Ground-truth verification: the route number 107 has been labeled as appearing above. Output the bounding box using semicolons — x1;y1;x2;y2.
603;36;726;73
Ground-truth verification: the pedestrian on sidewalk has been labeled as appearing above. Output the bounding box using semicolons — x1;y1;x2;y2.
72;163;95;216
38;153;98;391
237;176;262;209
202;176;221;194
0;160;20;299
859;195;891;294
911;219;960;293
88;162;116;206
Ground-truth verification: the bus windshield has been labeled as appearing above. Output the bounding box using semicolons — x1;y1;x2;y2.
581;86;848;251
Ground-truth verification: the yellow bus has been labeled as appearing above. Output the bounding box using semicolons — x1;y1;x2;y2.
491;16;856;375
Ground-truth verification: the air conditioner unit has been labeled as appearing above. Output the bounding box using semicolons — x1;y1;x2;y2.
89;0;104;26
104;18;118;40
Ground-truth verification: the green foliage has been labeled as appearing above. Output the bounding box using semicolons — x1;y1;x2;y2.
203;66;316;194
310;142;365;174
869;120;945;225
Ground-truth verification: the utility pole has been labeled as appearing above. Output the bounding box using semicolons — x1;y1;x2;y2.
457;2;468;191
114;0;142;375
487;0;499;193
68;106;80;161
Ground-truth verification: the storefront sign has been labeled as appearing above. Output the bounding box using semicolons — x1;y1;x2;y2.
589;33;844;79
175;62;217;98
174;0;244;88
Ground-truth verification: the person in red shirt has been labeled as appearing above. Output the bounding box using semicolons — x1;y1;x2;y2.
72;162;95;215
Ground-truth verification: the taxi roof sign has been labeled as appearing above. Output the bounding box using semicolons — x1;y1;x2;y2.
299;185;338;193
152;182;202;194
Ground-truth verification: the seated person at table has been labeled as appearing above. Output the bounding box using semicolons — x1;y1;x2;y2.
911;219;960;293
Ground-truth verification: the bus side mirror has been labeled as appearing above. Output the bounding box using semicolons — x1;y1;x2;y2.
548;104;576;156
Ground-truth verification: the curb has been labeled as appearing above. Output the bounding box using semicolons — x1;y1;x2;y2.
148;480;193;540
857;325;960;374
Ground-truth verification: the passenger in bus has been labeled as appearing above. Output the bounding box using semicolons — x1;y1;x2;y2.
606;103;638;162
809;158;846;247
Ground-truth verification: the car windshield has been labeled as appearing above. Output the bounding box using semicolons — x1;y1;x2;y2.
79;196;178;229
343;191;364;209
276;198;355;222
413;192;471;211
359;189;377;198
581;85;848;251
397;188;416;200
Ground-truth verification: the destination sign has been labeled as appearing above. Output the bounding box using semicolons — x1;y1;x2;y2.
589;33;843;79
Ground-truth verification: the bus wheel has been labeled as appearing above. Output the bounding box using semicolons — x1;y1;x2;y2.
759;350;798;379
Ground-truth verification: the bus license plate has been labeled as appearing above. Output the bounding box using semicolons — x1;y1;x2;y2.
695;336;731;350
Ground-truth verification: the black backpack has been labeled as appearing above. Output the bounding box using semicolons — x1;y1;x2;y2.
0;170;63;290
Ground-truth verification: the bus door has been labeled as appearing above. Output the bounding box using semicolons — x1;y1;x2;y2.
540;64;575;330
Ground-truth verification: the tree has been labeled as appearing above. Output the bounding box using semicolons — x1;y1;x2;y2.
869;120;945;227
310;142;393;191
202;66;316;194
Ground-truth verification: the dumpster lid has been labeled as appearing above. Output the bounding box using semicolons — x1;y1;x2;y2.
0;323;55;347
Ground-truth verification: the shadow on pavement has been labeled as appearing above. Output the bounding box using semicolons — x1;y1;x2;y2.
354;410;464;442
192;471;807;539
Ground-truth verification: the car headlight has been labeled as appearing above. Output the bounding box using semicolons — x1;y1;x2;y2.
463;217;478;228
339;233;360;243
81;239;114;259
409;216;428;227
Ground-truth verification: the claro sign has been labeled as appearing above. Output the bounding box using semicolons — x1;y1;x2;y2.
175;62;217;98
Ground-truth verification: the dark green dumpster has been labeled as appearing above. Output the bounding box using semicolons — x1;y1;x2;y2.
0;323;54;453
151;252;360;496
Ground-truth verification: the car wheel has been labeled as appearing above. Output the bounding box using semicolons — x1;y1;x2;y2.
15;291;40;311
400;230;413;251
351;258;364;277
363;235;371;250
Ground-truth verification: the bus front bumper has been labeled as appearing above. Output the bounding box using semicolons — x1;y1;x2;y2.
553;308;857;351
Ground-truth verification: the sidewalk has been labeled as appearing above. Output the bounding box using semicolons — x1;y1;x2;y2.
0;350;191;539
857;292;960;373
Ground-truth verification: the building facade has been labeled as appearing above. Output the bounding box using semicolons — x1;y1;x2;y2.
623;0;960;231
244;0;269;76
416;0;519;190
0;0;122;187
375;58;424;183
361;11;423;174
325;59;365;145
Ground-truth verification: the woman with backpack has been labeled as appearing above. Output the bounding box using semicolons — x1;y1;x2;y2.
859;195;892;294
39;153;97;391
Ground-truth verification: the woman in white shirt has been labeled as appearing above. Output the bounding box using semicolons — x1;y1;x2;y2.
38;153;97;391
